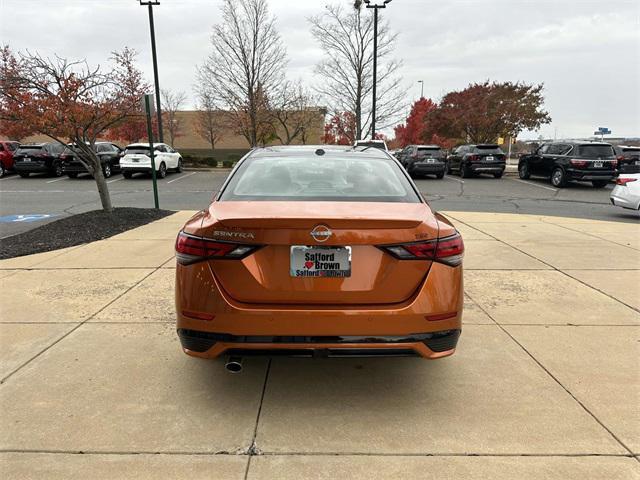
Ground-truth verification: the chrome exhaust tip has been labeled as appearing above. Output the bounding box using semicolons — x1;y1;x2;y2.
224;356;243;374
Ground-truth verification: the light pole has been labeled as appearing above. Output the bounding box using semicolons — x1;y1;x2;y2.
364;0;391;140
140;0;164;143
418;80;424;99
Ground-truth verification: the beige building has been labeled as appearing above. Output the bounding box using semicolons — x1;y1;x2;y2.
10;108;327;156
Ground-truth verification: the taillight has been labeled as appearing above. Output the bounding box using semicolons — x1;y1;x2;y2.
175;231;262;265
467;154;479;162
617;155;625;162
616;177;637;186
380;233;464;266
611;159;618;168
570;159;588;168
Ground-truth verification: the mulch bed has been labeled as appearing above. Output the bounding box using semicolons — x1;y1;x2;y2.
0;207;173;260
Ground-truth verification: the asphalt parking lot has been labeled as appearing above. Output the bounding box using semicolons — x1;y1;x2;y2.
0;169;636;238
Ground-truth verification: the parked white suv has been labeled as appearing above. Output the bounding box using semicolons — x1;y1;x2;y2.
120;143;183;179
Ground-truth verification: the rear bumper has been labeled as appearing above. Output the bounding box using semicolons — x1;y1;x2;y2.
121;166;153;173
468;162;505;173
177;328;461;358
14;162;52;173
175;261;464;359
610;187;640;210
408;162;446;174
567;169;615;181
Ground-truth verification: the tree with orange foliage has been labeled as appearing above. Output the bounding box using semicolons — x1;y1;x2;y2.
394;97;437;147
0;46;148;212
322;112;356;145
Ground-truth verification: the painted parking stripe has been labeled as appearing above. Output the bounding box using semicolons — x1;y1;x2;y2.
107;176;123;184
46;176;68;184
445;175;464;184
166;172;196;184
513;178;558;192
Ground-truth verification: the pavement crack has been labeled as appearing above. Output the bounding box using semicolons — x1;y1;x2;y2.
244;358;271;480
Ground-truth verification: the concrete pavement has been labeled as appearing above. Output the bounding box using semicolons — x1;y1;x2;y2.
0;211;638;479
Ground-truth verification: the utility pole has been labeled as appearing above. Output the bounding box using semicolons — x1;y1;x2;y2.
418;80;424;99
140;0;164;143
364;0;392;140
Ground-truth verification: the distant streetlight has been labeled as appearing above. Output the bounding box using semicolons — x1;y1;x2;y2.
418;80;424;99
140;0;164;143
364;0;392;140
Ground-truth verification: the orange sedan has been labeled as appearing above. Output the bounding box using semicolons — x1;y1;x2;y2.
175;146;464;371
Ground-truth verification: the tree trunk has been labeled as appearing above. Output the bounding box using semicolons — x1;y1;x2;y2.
93;164;113;213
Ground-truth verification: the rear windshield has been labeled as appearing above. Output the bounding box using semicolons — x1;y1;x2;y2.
622;147;640;153
578;145;615;158
16;146;43;153
473;145;503;154
417;147;444;158
220;155;421;203
355;141;386;150
124;146;151;155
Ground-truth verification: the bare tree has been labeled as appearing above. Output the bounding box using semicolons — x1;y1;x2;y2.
161;88;187;148
268;81;319;145
197;0;287;147
194;90;224;151
309;4;405;140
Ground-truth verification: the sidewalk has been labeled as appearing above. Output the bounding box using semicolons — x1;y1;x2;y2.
1;211;638;479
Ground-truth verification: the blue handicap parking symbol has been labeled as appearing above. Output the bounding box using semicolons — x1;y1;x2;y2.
0;214;58;223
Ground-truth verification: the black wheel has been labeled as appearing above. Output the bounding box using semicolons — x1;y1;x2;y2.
550;167;567;188
52;162;63;177
591;180;608;188
446;162;452;174
123;171;133;179
18;172;29;178
460;163;471;178
436;172;445;179
518;162;530;179
0;164;5;178
158;162;167;178
67;172;78;179
493;171;503;179
102;163;112;178
175;158;183;173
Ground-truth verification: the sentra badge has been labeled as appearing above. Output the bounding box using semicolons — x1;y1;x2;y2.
212;230;255;240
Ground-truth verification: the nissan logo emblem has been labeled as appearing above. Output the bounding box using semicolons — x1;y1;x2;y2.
310;224;332;242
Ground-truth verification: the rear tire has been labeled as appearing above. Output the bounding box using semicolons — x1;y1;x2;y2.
436;172;445;179
0;164;5;178
446;162;452;174
550;167;567;188
518;162;530;179
460;164;471;178
123;171;132;179
158;162;167;178
18;172;29;178
493;171;503;179
591;180;608;188
175;158;183;173
52;162;63;177
102;163;112;178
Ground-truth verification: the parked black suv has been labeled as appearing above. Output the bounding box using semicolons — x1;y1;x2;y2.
397;145;446;178
63;142;123;178
518;142;617;188
446;144;506;178
613;145;640;174
13;143;68;177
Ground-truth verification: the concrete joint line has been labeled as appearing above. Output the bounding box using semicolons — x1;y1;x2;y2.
463;289;637;459
244;358;272;480
0;267;162;385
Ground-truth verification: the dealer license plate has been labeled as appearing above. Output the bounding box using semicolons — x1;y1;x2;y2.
484;156;494;162
23;157;31;162
594;161;603;168
290;246;351;278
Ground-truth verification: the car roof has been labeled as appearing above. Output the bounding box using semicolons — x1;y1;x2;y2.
125;142;167;148
414;144;441;148
251;145;392;159
18;143;47;147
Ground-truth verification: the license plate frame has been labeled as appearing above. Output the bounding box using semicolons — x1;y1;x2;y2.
483;156;494;162
23;157;31;162
594;161;603;168
290;245;351;278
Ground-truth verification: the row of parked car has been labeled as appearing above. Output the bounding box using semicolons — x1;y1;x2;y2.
390;142;640;189
0;140;184;179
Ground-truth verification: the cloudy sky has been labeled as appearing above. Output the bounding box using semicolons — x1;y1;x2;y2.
1;0;639;139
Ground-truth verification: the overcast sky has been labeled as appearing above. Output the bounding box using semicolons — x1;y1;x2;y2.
1;0;639;139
